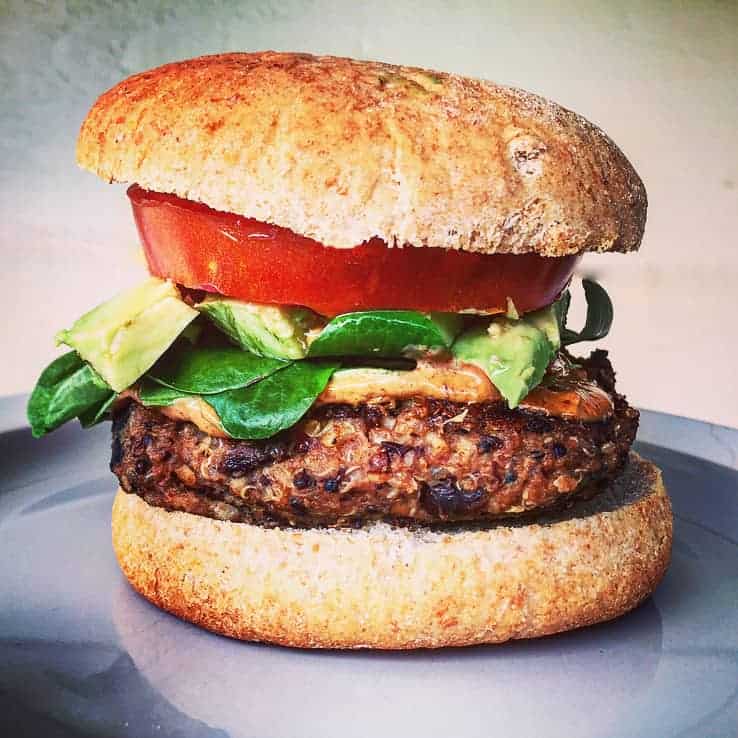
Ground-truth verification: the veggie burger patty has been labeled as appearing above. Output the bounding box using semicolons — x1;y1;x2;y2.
112;351;638;527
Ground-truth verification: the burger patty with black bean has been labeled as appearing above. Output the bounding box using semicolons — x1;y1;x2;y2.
111;351;638;527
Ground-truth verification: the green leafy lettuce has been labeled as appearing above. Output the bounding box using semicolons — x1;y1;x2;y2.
27;276;613;440
308;311;461;358
559;279;614;345
138;379;188;407
141;345;338;439
148;343;287;394
27;351;115;438
206;360;339;439
140;359;339;439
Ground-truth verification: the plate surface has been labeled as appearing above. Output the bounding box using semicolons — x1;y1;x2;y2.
0;403;736;738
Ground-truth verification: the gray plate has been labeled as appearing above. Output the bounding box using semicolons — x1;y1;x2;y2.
1;401;737;738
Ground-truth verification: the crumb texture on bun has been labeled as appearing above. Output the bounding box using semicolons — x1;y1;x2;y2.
112;453;671;649
79;52;646;256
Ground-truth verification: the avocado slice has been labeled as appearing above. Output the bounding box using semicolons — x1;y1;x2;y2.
196;297;324;360
525;303;562;352
57;278;198;392
452;305;560;408
427;312;464;347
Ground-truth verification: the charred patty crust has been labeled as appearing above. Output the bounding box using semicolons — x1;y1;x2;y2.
112;351;638;527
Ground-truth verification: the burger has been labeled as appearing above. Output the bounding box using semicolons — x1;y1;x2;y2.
28;52;672;649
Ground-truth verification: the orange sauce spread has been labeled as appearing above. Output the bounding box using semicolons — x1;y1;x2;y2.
521;378;612;422
317;359;613;422
157;395;226;437
141;358;612;438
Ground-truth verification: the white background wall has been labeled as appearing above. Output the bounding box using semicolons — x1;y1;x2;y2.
2;0;737;427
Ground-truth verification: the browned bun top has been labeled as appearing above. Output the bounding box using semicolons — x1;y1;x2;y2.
78;51;646;256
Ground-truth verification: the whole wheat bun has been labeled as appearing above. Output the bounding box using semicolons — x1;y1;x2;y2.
78;52;646;256
112;452;671;649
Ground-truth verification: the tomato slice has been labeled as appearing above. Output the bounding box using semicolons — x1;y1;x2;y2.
128;185;579;316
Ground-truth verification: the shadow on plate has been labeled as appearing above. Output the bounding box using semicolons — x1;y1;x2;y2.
0;637;227;738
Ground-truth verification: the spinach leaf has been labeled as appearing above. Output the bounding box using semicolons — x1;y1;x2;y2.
27;351;113;437
78;392;118;428
148;344;288;395
308;311;461;358
138;379;191;407
561;279;613;345
207;360;339;439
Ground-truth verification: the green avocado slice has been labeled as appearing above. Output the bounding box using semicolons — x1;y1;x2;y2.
57;278;197;392
452;304;560;408
197;297;323;360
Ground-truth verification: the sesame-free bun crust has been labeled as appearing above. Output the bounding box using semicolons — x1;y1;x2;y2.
111;453;671;649
78;52;646;256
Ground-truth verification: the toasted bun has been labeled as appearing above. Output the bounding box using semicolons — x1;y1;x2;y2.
111;453;671;649
78;52;646;256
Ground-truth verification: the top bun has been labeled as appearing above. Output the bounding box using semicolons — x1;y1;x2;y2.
77;52;646;256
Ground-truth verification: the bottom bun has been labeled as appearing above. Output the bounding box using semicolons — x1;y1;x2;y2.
111;452;672;649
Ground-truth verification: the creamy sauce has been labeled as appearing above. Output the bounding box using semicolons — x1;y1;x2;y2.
158;395;225;437
318;360;612;422
139;358;612;438
317;361;499;405
522;382;612;422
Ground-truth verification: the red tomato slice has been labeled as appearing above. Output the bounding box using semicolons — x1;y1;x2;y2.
128;185;579;316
